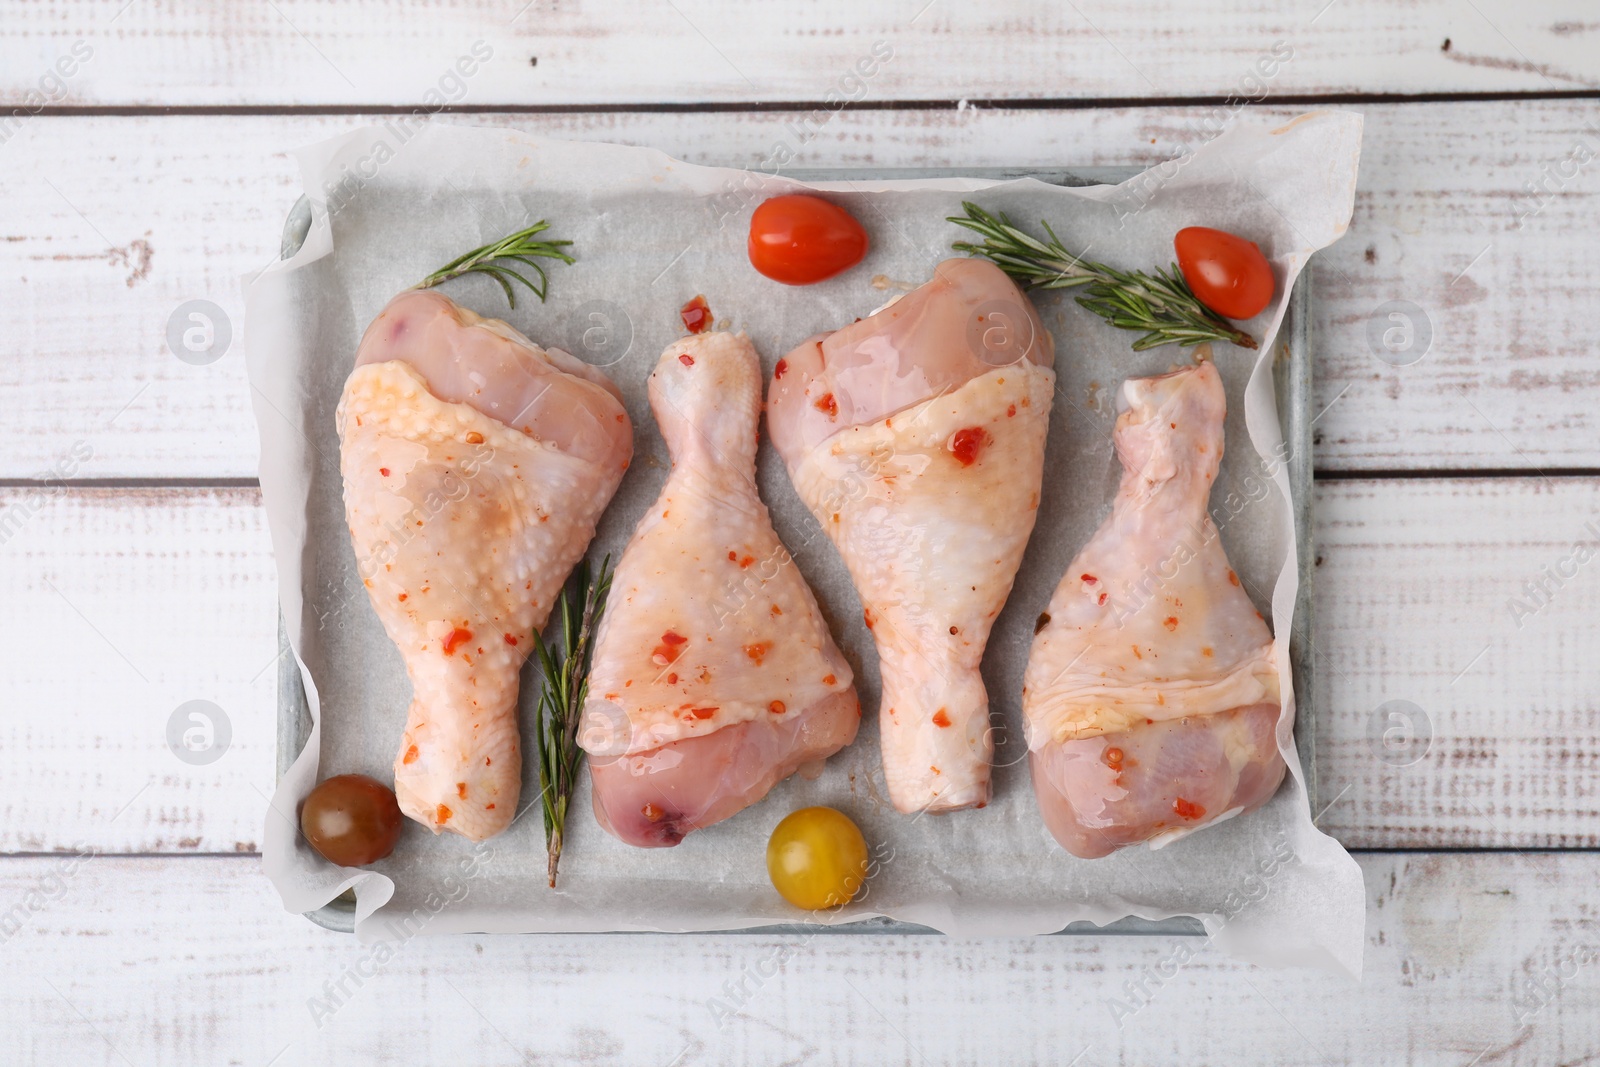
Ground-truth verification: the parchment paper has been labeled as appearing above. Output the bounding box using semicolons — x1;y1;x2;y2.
246;113;1365;975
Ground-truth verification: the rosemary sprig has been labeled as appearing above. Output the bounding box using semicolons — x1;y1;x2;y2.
948;202;1258;351
531;555;613;888
417;221;575;309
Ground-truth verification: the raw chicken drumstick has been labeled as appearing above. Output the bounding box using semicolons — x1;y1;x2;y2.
1022;360;1285;859
581;331;860;847
337;290;633;841
768;258;1056;814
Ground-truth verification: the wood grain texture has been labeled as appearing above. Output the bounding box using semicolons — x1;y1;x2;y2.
6;477;1599;853
0;487;275;855
0;851;1595;1066
5;102;1600;479
1313;476;1600;848
2;0;1598;107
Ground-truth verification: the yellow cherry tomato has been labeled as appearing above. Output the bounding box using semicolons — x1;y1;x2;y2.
766;806;870;911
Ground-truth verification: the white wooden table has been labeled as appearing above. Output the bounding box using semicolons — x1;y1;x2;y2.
4;3;1600;1063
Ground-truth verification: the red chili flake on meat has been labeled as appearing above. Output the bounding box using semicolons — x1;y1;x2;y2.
680;294;712;334
769;700;786;714
1201;647;1214;658
642;803;665;821
691;706;718;719
403;744;419;765
774;358;788;379
728;550;738;561
770;605;783;616
1007;404;1017;417
397;592;408;602
1081;574;1097;584
1097;592;1108;606
1131;645;1143;660
743;642;772;665
436;804;452;823
456;782;468;799
1227;570;1239;586
485;803;495;810
815;392;838;417
1164;616;1179;631
822;674;836;686
504;633;518;646
441;627;473;655
1103;747;1124;767
932;708;952;728
678;353;695;366
947;426;991;466
1173;798;1206;820
863;608;875;630
654;634;685;663
739;555;754;568
379;467;391;477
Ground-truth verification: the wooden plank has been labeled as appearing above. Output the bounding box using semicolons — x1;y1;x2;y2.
0;851;1596;1065
6;476;1600;852
0;487;275;854
3;102;1599;478
1312;476;1600;848
2;1;1598;107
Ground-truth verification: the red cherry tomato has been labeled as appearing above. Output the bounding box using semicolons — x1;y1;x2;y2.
748;194;868;285
1174;227;1275;320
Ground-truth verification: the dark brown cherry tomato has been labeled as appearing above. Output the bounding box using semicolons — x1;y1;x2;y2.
1174;226;1275;320
300;774;403;867
748;194;868;285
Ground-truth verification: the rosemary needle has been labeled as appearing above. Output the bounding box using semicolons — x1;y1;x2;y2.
948;202;1258;351
531;556;613;888
417;221;575;309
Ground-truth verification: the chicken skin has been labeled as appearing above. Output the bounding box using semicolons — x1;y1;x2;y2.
582;331;859;847
767;258;1055;814
337;290;633;841
1022;360;1285;858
